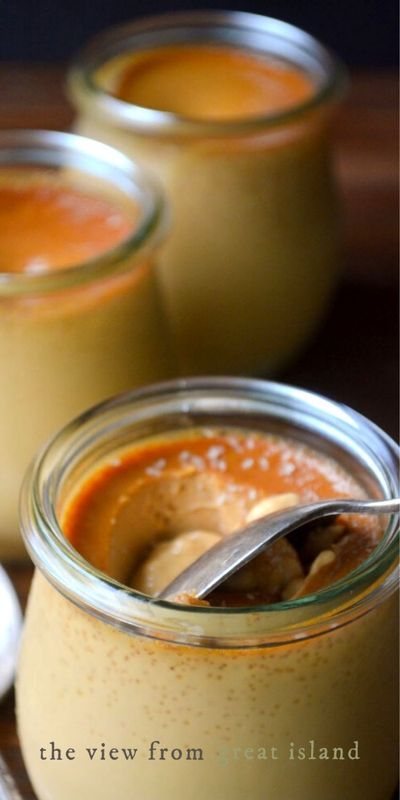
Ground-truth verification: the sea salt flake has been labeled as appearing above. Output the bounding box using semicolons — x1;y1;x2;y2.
25;257;49;274
207;445;225;460
241;458;254;470
279;462;296;476
189;455;205;470
302;488;319;502
146;467;161;477
146;458;167;477
226;436;244;453
153;458;166;470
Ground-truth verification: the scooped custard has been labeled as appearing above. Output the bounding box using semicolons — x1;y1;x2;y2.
63;429;381;605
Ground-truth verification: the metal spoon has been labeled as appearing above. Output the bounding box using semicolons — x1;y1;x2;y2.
158;497;400;601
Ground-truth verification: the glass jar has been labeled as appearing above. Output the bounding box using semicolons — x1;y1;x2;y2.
17;378;399;800
0;129;172;558
69;11;346;375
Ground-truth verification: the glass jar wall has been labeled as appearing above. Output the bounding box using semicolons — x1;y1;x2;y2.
0;129;171;557
69;12;345;374
17;378;399;800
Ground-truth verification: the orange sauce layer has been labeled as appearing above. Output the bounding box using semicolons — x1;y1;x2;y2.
114;44;314;120
0;172;135;274
63;429;381;606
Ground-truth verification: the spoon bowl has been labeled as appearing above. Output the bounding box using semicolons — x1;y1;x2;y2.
158;497;400;601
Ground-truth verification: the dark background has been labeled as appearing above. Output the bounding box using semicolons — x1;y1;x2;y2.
0;0;398;65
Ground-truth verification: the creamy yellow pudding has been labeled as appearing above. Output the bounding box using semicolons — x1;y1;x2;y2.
0;132;171;557
17;380;399;800
70;13;343;374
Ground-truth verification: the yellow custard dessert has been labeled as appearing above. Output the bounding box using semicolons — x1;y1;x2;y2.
16;381;399;800
70;13;343;374
0;132;171;557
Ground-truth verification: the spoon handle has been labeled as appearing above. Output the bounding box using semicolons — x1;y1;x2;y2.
323;498;400;515
159;497;400;600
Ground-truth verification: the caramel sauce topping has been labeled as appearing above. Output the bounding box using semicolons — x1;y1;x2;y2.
62;429;382;607
115;44;314;121
0;171;135;274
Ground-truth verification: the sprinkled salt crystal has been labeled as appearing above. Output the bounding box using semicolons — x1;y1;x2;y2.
258;456;269;470
192;455;205;470
302;488;319;502
179;450;191;463
145;467;160;477
245;438;256;450
279;462;296;477
226;436;244;453
241;458;254;470
146;458;167;477
202;428;216;438
213;460;227;472
109;457;122;467
247;488;258;502
25;256;49;274
207;445;225;460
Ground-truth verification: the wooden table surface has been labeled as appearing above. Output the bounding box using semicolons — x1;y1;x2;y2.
0;65;398;800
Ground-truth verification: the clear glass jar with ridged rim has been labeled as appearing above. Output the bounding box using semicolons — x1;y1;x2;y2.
17;378;399;800
0;129;171;558
69;11;346;376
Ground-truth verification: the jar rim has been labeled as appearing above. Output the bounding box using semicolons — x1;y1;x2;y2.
68;11;347;138
20;377;399;648
0;129;166;296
